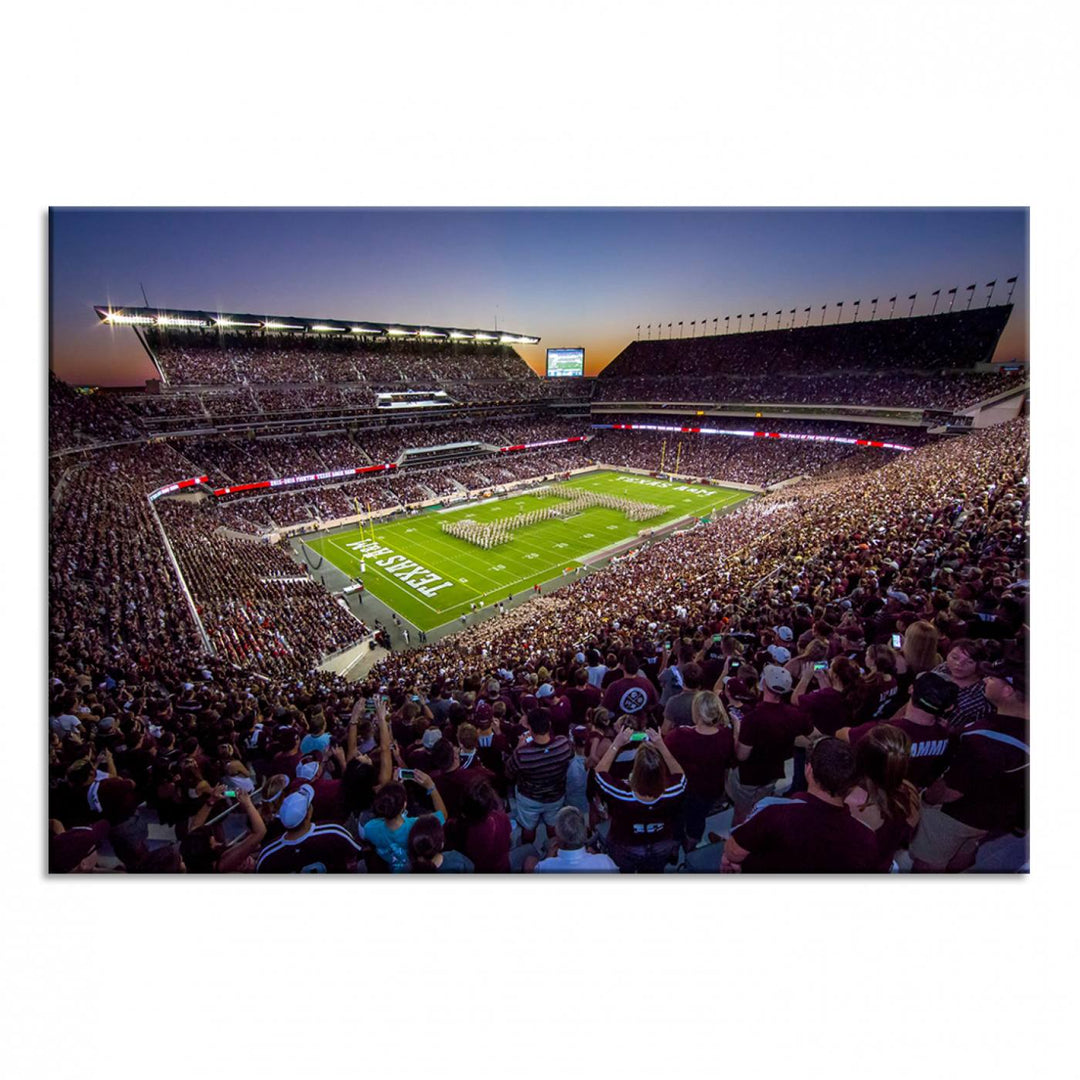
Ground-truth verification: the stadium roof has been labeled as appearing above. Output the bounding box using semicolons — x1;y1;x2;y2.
93;306;540;345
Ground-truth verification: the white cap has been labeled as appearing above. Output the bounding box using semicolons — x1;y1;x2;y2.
279;784;315;828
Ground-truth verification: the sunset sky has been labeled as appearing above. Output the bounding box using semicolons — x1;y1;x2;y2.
50;208;1028;385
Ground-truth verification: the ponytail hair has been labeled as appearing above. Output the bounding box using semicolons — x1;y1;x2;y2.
407;814;445;873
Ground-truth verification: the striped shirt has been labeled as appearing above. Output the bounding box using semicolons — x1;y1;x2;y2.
595;771;686;846
256;822;365;873
506;736;574;803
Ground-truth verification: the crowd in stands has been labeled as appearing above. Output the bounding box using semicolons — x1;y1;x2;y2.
587;428;898;487
49;336;1030;876
155;502;368;674
592;369;1026;410
49;409;1028;873
149;333;539;387
49;374;142;451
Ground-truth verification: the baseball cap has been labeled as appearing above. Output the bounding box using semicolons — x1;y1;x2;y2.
279;784;316;828
295;755;322;781
421;728;443;750
760;665;793;694
911;672;959;716
773;626;794;642
574;652;587;664
979;658;1028;697
536;683;555;699
766;645;792;664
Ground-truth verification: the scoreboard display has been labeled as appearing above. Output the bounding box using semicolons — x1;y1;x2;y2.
546;347;585;378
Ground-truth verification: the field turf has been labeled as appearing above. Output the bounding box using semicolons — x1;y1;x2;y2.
305;469;752;632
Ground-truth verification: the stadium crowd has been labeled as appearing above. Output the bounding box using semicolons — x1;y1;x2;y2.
593;369;1027;410
49;404;1028;873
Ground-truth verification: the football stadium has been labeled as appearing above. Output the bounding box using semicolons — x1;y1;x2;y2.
48;215;1029;876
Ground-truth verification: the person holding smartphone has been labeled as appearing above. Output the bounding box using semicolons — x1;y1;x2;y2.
359;769;448;872
594;727;686;872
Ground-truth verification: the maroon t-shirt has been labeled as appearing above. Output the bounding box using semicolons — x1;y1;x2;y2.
434;763;497;822
848;715;954;789
565;684;602;724
255;822;365;872
460;810;512;872
603;675;660;717
736;702;812;786
664;727;734;801
732;792;881;873
796;687;851;737
941;714;1029;832
543;696;573;738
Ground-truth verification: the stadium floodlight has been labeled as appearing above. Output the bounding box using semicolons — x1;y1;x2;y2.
386;328;414;336
448;331;473;340
104;310;155;325
262;321;305;330
473;332;498;341
155;315;206;327
215;317;261;327
350;326;380;334
416;329;446;338
310;324;344;332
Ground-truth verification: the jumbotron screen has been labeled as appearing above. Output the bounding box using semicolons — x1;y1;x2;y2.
546;347;585;378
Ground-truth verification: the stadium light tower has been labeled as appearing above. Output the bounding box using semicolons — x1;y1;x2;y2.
749;313;755;332
647;323;651;340
713;317;718;335
636;324;641;341
852;300;860;323
737;314;743;332
907;293;917;317
947;287;958;312
691;320;696;337
1006;276;1018;303
985;280;996;307
678;321;683;338
870;298;878;321
965;283;976;310
930;290;941;316
836;301;843;324
888;296;897;319
788;308;796;329
804;306;811;327
667;322;672;337
820;305;827;326
724;316;729;333
775;310;782;329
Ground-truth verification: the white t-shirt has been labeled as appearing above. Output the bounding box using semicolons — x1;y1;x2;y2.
586;664;608;689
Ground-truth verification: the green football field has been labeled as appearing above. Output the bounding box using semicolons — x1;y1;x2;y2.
305;469;752;632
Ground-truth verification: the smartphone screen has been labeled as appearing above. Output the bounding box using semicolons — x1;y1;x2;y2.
223;788;237;798
891;634;903;648
629;732;648;742
398;769;415;781
729;661;741;672
713;634;721;643
813;661;828;671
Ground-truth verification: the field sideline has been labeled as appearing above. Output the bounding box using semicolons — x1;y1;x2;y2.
305;470;752;632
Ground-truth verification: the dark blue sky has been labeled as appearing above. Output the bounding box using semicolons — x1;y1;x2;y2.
50;208;1028;384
